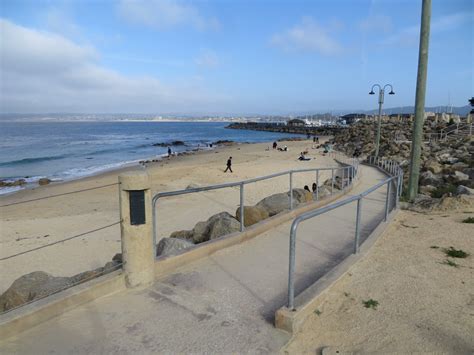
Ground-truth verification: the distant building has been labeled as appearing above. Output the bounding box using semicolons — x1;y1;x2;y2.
339;113;366;125
287;118;306;127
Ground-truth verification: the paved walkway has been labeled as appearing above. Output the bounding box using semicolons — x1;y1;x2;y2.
1;165;393;354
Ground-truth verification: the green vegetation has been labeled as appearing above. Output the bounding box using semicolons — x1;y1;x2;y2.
442;259;459;268
314;309;322;316
363;299;379;310
430;245;439;249
444;247;469;258
430;185;457;198
462;217;474;224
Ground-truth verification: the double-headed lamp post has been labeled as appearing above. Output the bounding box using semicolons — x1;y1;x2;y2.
369;84;395;158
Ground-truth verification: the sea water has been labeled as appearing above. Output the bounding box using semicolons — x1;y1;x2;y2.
0;121;300;195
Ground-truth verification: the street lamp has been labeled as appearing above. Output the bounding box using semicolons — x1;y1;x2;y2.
369;84;395;158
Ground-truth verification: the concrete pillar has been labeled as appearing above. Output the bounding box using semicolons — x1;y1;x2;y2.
119;171;155;288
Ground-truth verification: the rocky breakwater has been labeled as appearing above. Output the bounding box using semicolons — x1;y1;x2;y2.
226;122;346;136
329;120;474;206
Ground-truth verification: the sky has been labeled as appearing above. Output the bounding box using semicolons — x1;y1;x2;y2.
0;0;472;115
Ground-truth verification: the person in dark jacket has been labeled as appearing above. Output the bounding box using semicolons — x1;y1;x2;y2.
224;156;233;173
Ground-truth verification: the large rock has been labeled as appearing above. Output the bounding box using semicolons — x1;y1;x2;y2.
453;171;469;181
419;171;442;186
38;178;51;186
256;192;290;216
191;212;240;243
207;212;241;240
236;205;269;227
156;237;194;257
456;185;474;196
424;159;442;174
169;230;194;240
0;271;72;312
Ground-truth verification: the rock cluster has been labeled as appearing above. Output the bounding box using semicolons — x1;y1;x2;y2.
330;120;473;199
0;253;122;312
158;188;315;258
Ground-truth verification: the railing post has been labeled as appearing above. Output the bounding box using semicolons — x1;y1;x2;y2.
288;224;297;310
315;170;320;201
119;171;155;288
331;168;334;194
354;197;362;253
289;171;294;210
395;175;400;208
152;198;157;258
384;181;391;221
240;183;245;232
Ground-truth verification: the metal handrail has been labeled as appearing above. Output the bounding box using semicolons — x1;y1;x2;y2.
286;156;403;310
152;153;360;257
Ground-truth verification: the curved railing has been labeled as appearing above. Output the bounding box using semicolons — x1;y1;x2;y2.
286;156;403;310
152;153;360;257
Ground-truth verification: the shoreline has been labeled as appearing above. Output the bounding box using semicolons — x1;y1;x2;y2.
0;137;335;293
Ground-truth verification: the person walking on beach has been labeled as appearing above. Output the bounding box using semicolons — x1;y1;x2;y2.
273;141;277;149
224;156;233;173
167;147;172;158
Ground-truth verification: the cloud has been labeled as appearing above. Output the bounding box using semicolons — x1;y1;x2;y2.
381;11;473;47
117;0;219;31
0;19;223;113
270;17;343;55
358;14;393;33
195;49;219;69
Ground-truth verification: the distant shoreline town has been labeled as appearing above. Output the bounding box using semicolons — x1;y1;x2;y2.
0;104;471;123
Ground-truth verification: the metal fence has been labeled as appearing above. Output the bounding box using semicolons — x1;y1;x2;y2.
152;153;360;257
286;156;403;310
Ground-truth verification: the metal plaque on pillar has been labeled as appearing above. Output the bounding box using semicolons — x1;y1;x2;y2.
129;190;146;225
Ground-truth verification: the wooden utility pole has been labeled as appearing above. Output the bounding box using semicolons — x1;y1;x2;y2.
407;0;431;200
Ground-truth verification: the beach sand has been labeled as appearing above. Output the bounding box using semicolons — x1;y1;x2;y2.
0;138;334;293
283;209;474;354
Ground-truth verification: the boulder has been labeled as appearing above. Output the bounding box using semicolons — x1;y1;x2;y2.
0;271;72;312
12;179;26;186
424;159;442;174
169;230;194;240
290;188;308;204
38;178;51;186
451;162;469;171
191;221;210;244
190;212;241;243
419;185;437;195
156;238;194;257
453;171;469;181
207;212;241;240
235;205;269;227
456;185;474;196
256;192;290;216
437;195;474;211
419;171;442;186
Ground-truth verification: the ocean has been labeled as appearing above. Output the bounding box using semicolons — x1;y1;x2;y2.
0;121;301;195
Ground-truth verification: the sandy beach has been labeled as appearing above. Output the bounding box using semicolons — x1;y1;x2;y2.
0;138;335;293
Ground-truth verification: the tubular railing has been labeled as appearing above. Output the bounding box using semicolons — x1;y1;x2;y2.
152;153;360;257
286;156;403;310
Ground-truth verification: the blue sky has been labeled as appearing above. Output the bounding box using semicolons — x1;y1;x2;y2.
0;0;472;114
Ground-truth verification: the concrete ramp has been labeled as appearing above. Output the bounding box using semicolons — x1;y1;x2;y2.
1;165;390;353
